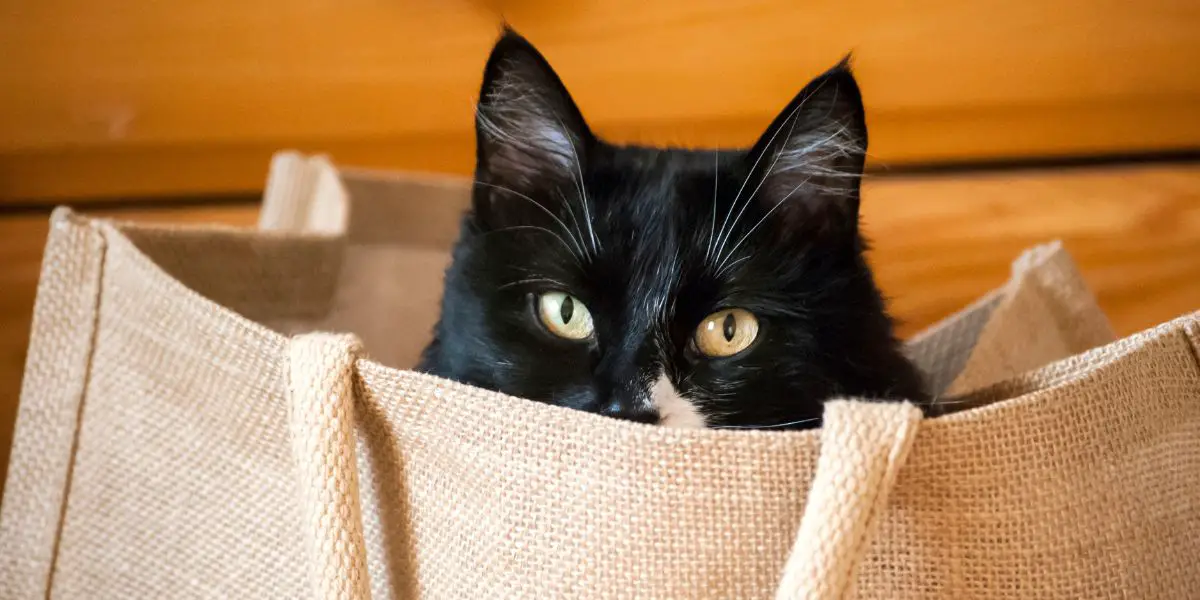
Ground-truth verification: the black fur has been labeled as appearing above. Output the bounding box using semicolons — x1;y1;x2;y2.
418;30;928;429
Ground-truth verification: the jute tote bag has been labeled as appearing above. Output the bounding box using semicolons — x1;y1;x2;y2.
0;153;1196;599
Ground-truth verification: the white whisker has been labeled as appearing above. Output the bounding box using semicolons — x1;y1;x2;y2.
922;396;989;408
473;181;586;260
712;255;753;280
712;105;799;267
483;225;583;266
706;149;719;261
713;175;813;275
554;189;589;261
710;76;832;270
498;277;569;291
712;109;805;268
715;85;845;269
713;416;822;430
557;117;601;254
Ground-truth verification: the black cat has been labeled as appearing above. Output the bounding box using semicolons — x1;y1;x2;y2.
419;30;928;429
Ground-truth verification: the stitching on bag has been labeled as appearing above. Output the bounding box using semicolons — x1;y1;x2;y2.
286;334;373;599
775;404;921;599
1182;320;1200;372
936;313;1200;418
836;406;921;599
43;221;108;599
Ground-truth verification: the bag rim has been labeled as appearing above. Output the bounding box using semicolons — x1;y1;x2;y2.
62;208;1200;440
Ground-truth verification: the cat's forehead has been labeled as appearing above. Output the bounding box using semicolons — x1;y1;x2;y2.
593;146;724;210
588;175;682;257
597;145;732;178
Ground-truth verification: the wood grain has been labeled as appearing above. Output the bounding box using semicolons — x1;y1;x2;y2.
3;0;1198;201
1;164;1197;491
863;166;1200;335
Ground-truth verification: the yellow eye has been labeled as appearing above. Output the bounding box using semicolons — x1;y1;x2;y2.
537;292;594;340
694;308;759;357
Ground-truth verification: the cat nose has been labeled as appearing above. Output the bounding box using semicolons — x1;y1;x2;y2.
598;399;659;424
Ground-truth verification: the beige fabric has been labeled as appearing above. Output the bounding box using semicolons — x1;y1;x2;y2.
943;241;1116;396
775;401;923;600
260;152;348;235
0;215;106;599
1;154;1197;598
288;334;372;600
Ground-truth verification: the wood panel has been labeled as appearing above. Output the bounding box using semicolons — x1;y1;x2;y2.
864;166;1200;334
2;0;1199;201
2;164;1198;492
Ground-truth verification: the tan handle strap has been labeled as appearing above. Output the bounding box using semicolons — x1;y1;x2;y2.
287;333;372;600
775;401;923;600
260;151;349;234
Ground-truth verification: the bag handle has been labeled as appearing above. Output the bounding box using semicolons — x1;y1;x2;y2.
775;401;923;600
260;151;349;235
287;333;373;600
284;330;921;599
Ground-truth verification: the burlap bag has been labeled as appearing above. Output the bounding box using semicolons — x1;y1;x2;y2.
1;152;1196;599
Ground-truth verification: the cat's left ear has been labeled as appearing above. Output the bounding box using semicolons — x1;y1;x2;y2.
474;29;593;193
746;58;867;235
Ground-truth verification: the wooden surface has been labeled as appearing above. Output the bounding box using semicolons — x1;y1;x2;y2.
1;163;1198;489
865;166;1200;334
3;0;1199;201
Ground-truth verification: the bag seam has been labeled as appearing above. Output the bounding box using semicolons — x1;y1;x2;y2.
43;220;108;599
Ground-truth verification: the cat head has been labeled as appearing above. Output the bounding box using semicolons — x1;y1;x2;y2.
420;30;925;429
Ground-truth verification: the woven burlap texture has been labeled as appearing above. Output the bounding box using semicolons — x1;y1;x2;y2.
0;157;1197;598
288;334;373;600
774;401;922;600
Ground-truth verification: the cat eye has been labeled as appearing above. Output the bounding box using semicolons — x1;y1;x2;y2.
537;292;595;340
694;308;759;357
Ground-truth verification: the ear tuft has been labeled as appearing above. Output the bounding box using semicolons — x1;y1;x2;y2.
746;60;867;235
475;30;591;191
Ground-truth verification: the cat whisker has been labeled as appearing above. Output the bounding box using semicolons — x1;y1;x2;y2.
557;116;601;254
916;395;1000;418
712;416;823;430
712;255;753;280
712;121;794;267
711;103;802;269
475;105;593;259
713;176;814;276
706;149;719;261
498;277;570;291
472;180;587;261
554;189;590;260
712;101;808;268
713;92;865;274
481;225;584;266
710;77;833;272
921;396;990;408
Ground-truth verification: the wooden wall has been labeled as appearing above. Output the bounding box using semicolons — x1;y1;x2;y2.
3;0;1198;202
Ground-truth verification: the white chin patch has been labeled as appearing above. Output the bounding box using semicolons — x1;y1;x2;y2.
651;374;707;429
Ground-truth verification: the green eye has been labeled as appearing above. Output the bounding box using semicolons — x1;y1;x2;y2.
537;292;594;340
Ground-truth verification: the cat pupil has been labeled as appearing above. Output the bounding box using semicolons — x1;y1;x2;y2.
560;296;575;323
723;313;736;342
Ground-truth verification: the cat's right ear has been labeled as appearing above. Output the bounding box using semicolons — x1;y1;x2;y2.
744;59;868;239
474;29;592;199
